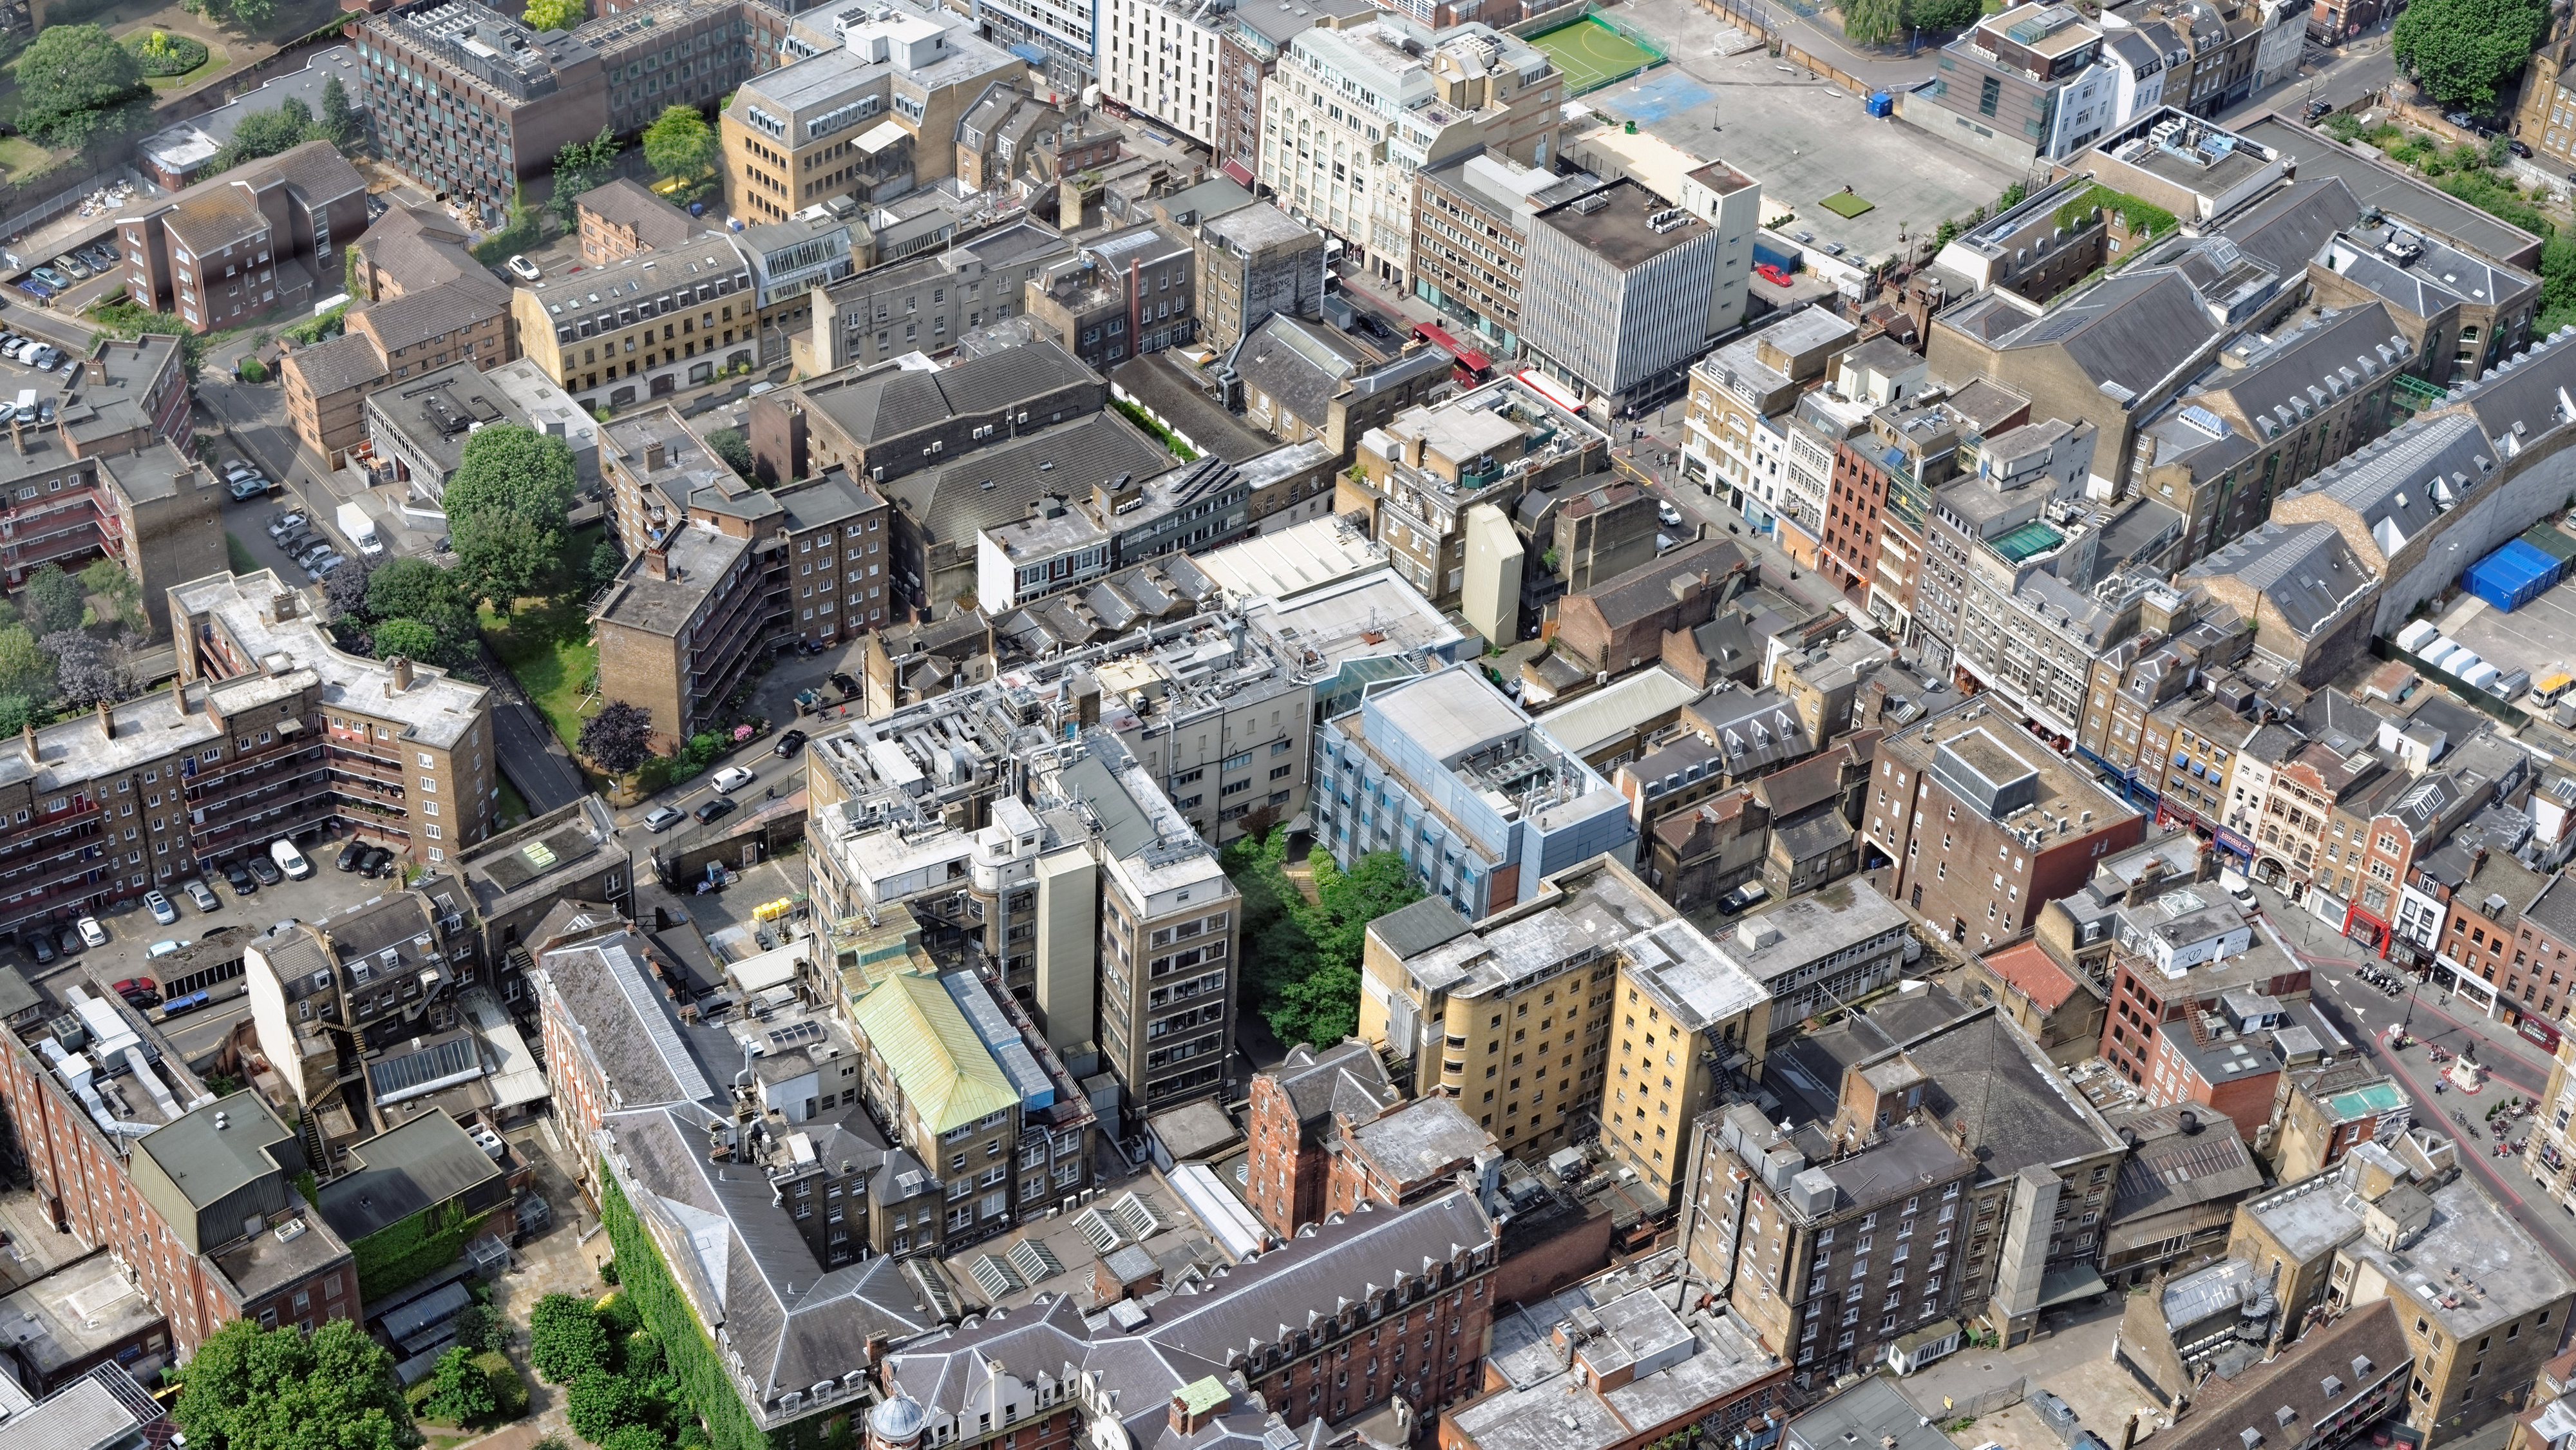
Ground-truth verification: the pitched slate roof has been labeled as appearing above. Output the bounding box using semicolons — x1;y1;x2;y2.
1264;1040;1397;1130
283;331;389;397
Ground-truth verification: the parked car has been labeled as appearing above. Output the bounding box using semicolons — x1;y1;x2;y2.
794;638;827;655
773;729;808;758
1656;501;1683;528
50;254;87;280
643;805;686;832
223;460;260;481
145;940;185;960
506;254;542;281
270;838;313;880
2511;138;2535;157
159;990;214;1020
224;861;258;894
1755;262;1792;287
35;399;52;426
1714;880;1770;917
363;845;396;877
75;916;106;949
182;879;219;912
30;348;55;371
830;671;860;696
28;267;66;289
111;975;159;1002
336;841;365;872
268;512;307;538
710;765;756;794
23;931;52;966
55;926;80;958
303;553;343;581
694;796;737;825
19;281;51;301
227;475;268;501
144;890;176;925
246;855;282;886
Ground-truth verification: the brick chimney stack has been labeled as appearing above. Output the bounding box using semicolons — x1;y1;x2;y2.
645;548;670;582
1169;1381;1229;1438
95;698;111;739
390;656;413;692
645;439;667;471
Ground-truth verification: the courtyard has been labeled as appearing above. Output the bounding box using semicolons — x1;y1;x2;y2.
1578;0;2027;268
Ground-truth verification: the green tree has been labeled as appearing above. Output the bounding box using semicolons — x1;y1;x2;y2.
524;0;584;28
222;99;315;169
369;618;440;663
1218;830;1425;1051
447;1304;500;1355
0;626;52;702
444;425;580;604
2394;0;2548;107
527;1295;609;1384
365;558;476;645
704;426;752;480
185;0;280;28
1842;0;1902;46
19;564;83;635
90;299;206;376
551;129;620;224
1906;0;1982;30
14;25;148;149
563;1369;644;1442
0;695;33;737
79;558;138;627
172;1319;417;1450
642;105;717;182
587;539;625;590
598;1426;665;1450
319;76;361;149
424;1347;497;1426
2540;233;2576;333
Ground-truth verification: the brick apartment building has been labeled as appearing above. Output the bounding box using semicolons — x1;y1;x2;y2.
1866;707;2145;951
0;984;359;1356
117;142;366;333
575;178;699;267
590;406;891;743
1244;1040;1401;1238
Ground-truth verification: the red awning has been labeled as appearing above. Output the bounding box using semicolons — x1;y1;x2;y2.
1220;160;1255;187
1411;322;1491;372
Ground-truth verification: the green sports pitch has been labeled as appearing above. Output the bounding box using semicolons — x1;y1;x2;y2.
1526;15;1666;97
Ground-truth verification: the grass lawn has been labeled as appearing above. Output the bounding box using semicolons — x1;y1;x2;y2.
224;532;258;575
1819;191;1875;219
479;595;596;758
494;776;530;830
0;135;51;184
131;37;229;91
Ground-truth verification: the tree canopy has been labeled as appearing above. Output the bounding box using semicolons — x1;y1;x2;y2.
704;426;752;480
643;106;718;182
173;1319;417;1450
363;558;478;660
1219;829;1425;1050
1907;0;1983;32
424;1348;497;1427
19;565;83;635
0;626;53;703
319;77;361;150
368;619;440;663
1841;0;1902;48
79;559;138;629
47;630;129;707
15;26;148;149
524;0;584;28
2394;0;2548;107
218;97;341;171
444;425;580;604
527;1294;611;1384
551;129;620;222
579;701;654;777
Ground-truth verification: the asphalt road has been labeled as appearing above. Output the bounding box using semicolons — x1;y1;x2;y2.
2253;890;2576;1275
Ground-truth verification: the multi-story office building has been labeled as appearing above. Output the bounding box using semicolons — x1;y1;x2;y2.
1256;17;1562;292
1410;150;1598;359
1099;0;1225;144
352;0;790;228
363;361;533;504
1865;705;2144;951
0;572;491;939
1316;663;1634;921
1021;222;1198;368
1212;0;1374;180
0;981;358;1355
973;452;1255;612
739;211;857;350
1359;855;1766;1183
1519;178;1725;414
1678;310;1857;535
116;142;366;333
509;234;757;416
1343;372;1607;607
721;5;1022;224
1920;4;2117;165
794;219;1072;374
1193;201;1325;351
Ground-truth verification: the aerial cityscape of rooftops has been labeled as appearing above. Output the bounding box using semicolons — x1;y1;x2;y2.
16;0;2576;1449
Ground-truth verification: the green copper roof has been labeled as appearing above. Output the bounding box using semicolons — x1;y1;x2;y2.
846;972;1017;1133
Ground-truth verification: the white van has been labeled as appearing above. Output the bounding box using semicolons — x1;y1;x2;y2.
270;838;313;880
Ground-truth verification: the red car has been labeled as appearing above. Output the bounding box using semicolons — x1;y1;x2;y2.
110;977;158;1006
1756;262;1794;287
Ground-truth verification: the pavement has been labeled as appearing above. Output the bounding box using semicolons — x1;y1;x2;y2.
1893;1298;2146;1450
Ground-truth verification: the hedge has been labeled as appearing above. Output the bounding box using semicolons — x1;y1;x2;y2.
2052;182;2178;241
599;1168;857;1450
354;1199;493;1301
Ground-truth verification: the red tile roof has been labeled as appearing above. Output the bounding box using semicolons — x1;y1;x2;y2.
1982;939;2082;1013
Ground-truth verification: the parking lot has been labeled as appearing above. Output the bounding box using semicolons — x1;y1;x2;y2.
2429;580;2576;700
